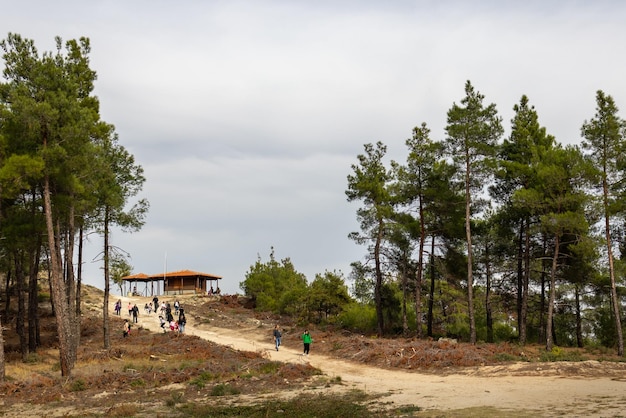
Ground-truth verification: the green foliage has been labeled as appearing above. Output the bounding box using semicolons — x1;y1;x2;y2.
348;261;374;304
240;247;308;313
380;281;403;332
492;322;517;342
130;378;146;388
165;392;185;407
540;346;584;362
337;302;377;333
210;383;241;396
591;303;620;348
0;33;148;370
189;371;218;389
308;270;353;323
110;253;132;294
178;391;373;418
258;361;281;375
69;379;87;392
346;141;395;335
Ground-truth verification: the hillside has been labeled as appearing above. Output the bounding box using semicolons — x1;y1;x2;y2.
1;286;626;417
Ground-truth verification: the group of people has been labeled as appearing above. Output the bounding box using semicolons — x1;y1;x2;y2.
114;300;140;323
151;296;187;334
116;296;187;337
273;325;312;356
118;297;315;357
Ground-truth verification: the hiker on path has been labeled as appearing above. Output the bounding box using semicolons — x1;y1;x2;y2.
152;296;159;313
132;304;139;323
273;325;282;351
123;319;130;337
114;300;121;315
302;329;312;356
178;313;186;333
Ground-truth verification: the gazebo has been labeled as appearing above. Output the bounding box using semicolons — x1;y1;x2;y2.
122;269;222;296
121;272;157;297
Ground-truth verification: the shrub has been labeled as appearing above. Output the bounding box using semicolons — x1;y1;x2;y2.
540;346;584;362
336;303;376;333
69;379;87;392
210;383;240;396
189;371;217;389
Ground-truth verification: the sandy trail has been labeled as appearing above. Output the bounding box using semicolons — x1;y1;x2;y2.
119;296;626;416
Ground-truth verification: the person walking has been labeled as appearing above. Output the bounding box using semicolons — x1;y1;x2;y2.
178;313;186;333
114;300;121;315
302;329;312;356
123;319;130;337
273;325;282;351
132;304;139;323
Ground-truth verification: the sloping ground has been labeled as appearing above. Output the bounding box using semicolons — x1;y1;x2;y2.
136;293;626;416
1;287;626;417
186;293;626;377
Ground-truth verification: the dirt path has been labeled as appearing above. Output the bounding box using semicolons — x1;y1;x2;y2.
121;296;626;416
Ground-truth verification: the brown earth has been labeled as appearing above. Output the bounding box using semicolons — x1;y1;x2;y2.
1;287;626;417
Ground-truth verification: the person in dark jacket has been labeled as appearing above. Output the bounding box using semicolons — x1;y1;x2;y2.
273;325;282;351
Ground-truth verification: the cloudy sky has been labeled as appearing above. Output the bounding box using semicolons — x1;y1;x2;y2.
2;1;625;295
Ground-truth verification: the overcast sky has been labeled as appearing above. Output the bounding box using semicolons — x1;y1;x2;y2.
2;1;626;295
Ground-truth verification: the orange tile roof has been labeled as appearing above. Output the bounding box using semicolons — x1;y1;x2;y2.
122;270;221;281
149;269;222;279
121;272;150;280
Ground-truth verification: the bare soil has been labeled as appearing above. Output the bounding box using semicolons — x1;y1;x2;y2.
2;288;626;417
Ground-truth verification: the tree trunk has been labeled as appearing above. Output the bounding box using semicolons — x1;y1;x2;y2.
401;262;408;336
3;269;11;319
374;218;384;337
103;208;111;349
65;203;80;356
15;253;28;361
546;234;559;352
43;173;75;376
0;314;5;382
575;285;583;348
520;219;530;345
414;195;425;339
464;157;476;344
603;179;624;356
29;190;42;351
427;236;435;338
28;241;41;352
485;241;493;344
539;237;548;344
516;222;524;341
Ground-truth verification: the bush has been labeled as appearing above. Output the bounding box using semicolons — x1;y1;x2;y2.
336;303;377;333
540;346;584;362
493;322;516;342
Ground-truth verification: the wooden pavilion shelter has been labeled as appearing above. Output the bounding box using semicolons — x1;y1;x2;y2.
121;269;222;297
120;272;156;297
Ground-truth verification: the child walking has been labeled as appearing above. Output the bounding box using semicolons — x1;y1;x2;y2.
302;329;312;356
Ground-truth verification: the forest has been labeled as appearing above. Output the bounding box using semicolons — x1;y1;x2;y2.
239;79;625;359
342;80;625;356
0;33;148;378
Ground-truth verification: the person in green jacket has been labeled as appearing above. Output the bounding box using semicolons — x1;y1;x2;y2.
302;329;312;356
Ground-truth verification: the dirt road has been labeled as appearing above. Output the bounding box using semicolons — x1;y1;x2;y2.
122;296;626;416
